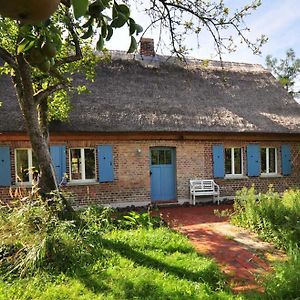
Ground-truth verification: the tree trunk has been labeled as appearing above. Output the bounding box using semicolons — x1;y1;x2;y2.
14;55;57;196
20;96;57;195
11;54;77;221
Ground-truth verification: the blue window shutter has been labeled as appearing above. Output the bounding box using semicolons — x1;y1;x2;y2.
0;146;11;186
213;145;225;178
98;145;114;182
281;144;291;176
50;145;66;183
247;144;260;177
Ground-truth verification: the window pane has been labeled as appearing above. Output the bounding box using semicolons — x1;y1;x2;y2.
32;153;40;182
261;148;266;173
165;150;172;165
70;149;82;180
16;150;29;182
151;150;159;165
225;148;232;174
85;149;96;179
159;150;165;164
234;148;242;174
269;148;276;173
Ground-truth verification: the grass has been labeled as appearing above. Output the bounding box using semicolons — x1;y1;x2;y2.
0;199;240;300
0;228;240;299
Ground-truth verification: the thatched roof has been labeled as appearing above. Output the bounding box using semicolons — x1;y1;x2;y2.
1;52;300;134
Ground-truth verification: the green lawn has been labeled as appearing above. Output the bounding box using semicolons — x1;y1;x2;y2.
0;226;241;299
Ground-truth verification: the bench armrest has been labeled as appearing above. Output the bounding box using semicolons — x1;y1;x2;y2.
213;182;220;193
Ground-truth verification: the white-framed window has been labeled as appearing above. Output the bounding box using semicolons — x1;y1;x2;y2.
261;147;277;174
225;147;243;176
69;148;96;182
15;148;39;184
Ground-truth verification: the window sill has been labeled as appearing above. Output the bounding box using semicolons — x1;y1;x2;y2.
224;175;247;180
14;182;33;187
67;181;98;186
260;174;282;178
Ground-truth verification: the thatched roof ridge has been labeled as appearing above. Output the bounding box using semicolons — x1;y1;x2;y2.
110;50;268;73
0;52;300;135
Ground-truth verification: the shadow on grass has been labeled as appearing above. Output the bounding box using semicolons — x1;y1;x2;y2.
73;265;110;294
110;277;204;300
99;237;222;289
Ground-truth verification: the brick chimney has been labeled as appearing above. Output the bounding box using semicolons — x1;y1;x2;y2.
140;38;155;57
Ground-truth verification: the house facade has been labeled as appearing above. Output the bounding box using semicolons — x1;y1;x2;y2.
1;42;300;207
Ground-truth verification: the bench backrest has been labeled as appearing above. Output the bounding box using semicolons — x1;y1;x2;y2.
190;180;214;191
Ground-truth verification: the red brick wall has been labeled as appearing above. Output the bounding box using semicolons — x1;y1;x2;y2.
1;139;300;206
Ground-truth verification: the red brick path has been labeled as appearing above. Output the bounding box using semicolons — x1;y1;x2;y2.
156;204;275;293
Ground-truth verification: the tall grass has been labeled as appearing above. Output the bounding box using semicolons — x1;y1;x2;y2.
232;186;300;299
232;186;300;248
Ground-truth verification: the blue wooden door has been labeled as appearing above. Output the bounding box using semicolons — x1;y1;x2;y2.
150;148;176;201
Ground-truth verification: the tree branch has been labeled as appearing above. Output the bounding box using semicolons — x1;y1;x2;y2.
55;12;83;67
34;82;65;104
0;46;17;69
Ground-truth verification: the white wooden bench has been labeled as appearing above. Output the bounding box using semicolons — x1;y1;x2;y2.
190;179;220;205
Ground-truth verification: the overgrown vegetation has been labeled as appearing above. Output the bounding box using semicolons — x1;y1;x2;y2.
232;186;300;299
0;195;238;299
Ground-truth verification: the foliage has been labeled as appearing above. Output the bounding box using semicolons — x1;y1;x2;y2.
0;192;79;276
231;186;300;299
232;186;300;249
264;246;300;300
266;48;300;97
0;200;239;299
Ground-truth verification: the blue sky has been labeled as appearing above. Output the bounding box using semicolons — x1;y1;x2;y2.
107;0;300;91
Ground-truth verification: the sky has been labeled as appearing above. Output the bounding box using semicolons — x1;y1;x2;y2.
106;0;300;93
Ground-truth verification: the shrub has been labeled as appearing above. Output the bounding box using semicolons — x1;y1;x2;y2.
232;186;300;299
232;186;300;249
265;246;300;299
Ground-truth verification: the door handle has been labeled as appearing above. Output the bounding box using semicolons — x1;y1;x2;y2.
150;171;152;176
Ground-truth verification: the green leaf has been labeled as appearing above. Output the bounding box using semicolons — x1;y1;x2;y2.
23;40;35;52
117;4;130;18
112;3;118;20
96;35;105;51
106;26;113;41
72;0;89;19
111;13;128;28
82;26;94;39
127;36;137;53
17;39;29;54
135;23;143;35
101;21;107;38
129;18;135;35
82;17;94;28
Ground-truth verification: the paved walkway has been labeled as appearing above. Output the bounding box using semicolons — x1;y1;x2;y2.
157;204;285;293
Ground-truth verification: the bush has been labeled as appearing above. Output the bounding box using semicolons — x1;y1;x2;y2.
265;246;300;299
232;186;300;249
232;186;300;299
0;194;81;276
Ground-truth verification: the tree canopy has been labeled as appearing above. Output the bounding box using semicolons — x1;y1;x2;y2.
266;48;300;98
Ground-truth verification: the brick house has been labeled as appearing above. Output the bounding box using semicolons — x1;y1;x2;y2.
1;40;300;207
